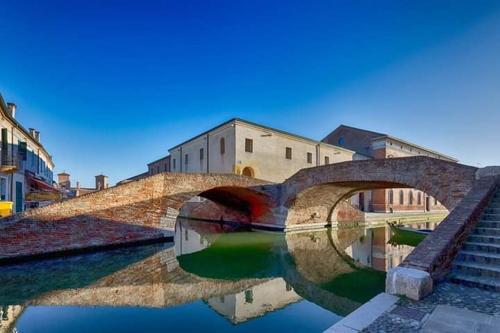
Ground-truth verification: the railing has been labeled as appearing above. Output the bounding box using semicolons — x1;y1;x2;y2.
0;152;22;174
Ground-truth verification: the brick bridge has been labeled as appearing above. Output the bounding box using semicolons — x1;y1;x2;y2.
2;156;499;299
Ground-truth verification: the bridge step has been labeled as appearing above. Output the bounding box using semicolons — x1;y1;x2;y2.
463;242;500;254
477;221;500;228
449;273;500;292
457;250;500;266
474;227;500;236
450;189;500;290
481;213;500;221
467;234;500;245
453;261;500;279
484;208;500;214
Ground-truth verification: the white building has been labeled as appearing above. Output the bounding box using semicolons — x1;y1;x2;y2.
168;118;354;183
0;94;55;212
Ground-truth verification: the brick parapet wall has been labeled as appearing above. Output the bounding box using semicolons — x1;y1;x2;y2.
7;172;266;227
402;175;499;280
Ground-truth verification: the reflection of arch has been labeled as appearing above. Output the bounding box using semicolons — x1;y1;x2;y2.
281;157;478;226
242;167;254;178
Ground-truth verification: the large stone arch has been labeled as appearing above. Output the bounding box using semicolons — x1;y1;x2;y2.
280;157;478;227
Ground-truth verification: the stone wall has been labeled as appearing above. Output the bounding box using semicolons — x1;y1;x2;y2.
401;175;500;280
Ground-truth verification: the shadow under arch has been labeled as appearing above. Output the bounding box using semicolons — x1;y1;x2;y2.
194;186;277;222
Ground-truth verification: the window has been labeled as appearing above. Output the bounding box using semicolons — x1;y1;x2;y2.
434;197;438;205
173;158;176;169
307;152;313;164
285;147;292;159
0;177;6;200
399;190;404;205
409;191;414;205
338;137;345;146
244;290;253;303
220;137;225;155
185;229;188;241
417;192;422;205
245;138;253;153
199;148;204;160
389;190;394;204
18;141;27;161
324;156;330;165
185;154;188;167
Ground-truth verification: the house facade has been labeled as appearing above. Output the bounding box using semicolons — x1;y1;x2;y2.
0;94;55;212
322;125;457;213
148;155;171;175
168;118;355;182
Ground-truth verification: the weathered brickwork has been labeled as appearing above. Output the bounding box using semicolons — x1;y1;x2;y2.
281;156;478;225
0;156;495;274
0;173;267;263
402;175;500;280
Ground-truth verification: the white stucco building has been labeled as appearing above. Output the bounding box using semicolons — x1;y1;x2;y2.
168;118;354;182
0;94;55;212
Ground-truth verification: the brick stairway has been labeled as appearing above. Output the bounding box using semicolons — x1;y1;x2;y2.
450;188;500;291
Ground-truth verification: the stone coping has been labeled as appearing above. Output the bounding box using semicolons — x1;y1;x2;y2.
324;293;399;332
0;234;173;266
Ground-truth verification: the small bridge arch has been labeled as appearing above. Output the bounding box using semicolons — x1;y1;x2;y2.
280;157;478;226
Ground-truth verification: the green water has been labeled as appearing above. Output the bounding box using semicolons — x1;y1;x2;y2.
0;219;424;333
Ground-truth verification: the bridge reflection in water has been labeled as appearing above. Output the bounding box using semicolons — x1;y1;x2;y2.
0;218;433;333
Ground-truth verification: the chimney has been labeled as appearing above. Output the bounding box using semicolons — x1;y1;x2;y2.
29;128;36;138
76;181;81;197
34;131;40;142
6;103;16;118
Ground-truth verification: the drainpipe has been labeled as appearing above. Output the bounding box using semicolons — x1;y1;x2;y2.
9;126;14;203
316;144;320;166
180;147;183;172
206;133;210;174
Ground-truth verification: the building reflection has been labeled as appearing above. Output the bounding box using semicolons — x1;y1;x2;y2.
341;222;439;272
0;218;441;331
0;306;23;333
207;278;301;324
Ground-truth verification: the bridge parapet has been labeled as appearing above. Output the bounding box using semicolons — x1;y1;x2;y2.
387;171;500;300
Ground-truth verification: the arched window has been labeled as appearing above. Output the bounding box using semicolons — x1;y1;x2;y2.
220;137;225;155
409;191;414;205
417;192;422;205
338;137;345;146
389;189;394;204
434;197;438;205
399;190;404;205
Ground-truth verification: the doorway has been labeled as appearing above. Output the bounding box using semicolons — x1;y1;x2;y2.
15;181;23;213
242;167;254;178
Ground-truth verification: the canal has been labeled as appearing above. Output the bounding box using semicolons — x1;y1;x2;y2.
0;218;436;333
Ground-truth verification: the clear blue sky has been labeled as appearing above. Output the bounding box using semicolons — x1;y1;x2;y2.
1;1;499;187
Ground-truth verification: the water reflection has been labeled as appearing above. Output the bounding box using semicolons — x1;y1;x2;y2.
0;218;433;333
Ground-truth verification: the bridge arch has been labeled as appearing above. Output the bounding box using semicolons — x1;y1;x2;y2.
280;157;478;226
192;185;277;222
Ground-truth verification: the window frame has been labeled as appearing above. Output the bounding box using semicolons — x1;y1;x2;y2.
245;138;253;153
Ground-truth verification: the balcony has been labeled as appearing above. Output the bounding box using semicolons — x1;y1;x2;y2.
0;153;22;174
